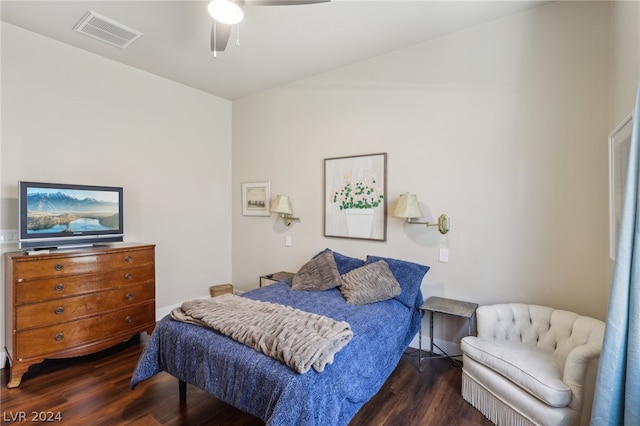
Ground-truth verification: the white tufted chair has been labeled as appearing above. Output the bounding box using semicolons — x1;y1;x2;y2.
460;304;605;426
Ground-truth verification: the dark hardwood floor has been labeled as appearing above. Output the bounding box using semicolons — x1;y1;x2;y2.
1;335;491;425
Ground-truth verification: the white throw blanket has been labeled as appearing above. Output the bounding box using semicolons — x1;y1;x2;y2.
171;294;353;374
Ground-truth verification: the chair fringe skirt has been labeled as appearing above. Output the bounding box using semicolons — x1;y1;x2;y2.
461;368;537;426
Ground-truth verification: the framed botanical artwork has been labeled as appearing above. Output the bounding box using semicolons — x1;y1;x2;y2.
242;181;270;216
609;111;634;259
324;153;387;241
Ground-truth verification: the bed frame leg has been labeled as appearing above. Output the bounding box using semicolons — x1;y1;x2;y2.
179;379;187;401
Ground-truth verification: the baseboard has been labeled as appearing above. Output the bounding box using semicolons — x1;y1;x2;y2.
1;350;6;370
156;303;179;321
156;293;212;321
408;334;462;358
155;291;246;321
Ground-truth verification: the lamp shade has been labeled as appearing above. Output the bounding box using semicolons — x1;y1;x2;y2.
270;195;293;215
208;0;244;25
393;193;424;218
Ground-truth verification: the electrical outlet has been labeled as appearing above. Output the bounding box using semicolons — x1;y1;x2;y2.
439;248;449;263
0;229;19;244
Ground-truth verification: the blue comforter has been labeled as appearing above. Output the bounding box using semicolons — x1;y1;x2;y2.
131;267;424;425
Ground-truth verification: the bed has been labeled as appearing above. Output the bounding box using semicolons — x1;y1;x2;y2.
130;250;429;426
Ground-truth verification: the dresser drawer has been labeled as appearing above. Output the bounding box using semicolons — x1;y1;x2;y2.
15;283;155;330
100;264;155;288
14;255;101;281
15;273;101;304
99;248;154;270
15;302;155;359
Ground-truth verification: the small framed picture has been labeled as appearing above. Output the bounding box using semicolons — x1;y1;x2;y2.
242;181;270;216
609;112;633;259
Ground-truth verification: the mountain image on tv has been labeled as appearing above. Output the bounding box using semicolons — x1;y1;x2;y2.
26;190;120;234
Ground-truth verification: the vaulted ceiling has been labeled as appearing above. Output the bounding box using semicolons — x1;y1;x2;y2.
1;1;548;100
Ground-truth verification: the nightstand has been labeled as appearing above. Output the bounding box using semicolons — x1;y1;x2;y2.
259;271;294;287
418;296;478;371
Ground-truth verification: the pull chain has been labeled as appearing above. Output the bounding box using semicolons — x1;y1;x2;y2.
213;19;217;58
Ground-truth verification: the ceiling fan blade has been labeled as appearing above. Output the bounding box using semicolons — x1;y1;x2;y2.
245;0;330;5
211;21;232;52
208;0;329;53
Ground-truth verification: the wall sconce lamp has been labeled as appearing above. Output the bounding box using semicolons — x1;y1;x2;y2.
393;193;450;234
270;195;300;226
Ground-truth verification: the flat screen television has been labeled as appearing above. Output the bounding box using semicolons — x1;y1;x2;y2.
19;181;124;250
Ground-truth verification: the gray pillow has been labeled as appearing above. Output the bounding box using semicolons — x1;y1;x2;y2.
340;260;402;305
291;250;341;291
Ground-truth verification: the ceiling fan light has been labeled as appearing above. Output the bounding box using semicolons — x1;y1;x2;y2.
208;0;244;25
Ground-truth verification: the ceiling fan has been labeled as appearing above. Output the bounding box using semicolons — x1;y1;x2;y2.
208;0;330;55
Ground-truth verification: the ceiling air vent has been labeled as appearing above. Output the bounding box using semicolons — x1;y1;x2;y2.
74;11;143;49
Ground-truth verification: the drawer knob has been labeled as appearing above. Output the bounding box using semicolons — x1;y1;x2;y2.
54;306;64;315
125;255;133;262
125;273;132;280
125;292;133;301
125;316;133;323
55;333;64;341
54;283;64;292
54;264;64;271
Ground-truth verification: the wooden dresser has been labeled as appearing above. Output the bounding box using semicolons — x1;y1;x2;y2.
4;243;156;388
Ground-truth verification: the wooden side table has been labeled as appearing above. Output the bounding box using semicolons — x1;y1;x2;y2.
418;296;478;370
259;271;294;287
209;284;233;297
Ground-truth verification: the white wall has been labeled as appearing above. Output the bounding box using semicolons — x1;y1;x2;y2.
610;0;640;126
0;23;233;360
231;0;615;344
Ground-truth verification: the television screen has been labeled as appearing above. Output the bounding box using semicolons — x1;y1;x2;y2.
19;181;124;249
